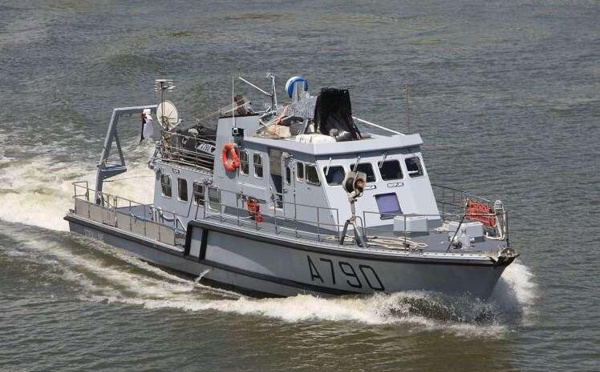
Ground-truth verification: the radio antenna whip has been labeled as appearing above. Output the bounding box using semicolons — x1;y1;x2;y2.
232;76;236;129
405;85;411;134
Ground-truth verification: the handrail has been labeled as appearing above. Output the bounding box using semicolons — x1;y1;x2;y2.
155;131;216;171
432;183;494;205
352;116;404;136
72;182;188;233
72;181;508;249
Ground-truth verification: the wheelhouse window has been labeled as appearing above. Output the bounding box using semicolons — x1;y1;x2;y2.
178;178;188;202
208;187;220;210
323;166;346;186
160;174;172;197
296;162;305;181
192;183;204;205
379;160;403;180
306;164;320;185
239;150;249;175
405;157;424;178
350;163;376;183
253;153;263;178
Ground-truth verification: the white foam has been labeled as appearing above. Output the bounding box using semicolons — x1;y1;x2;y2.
491;260;539;325
0;142;155;231
6;226;538;337
100;292;436;327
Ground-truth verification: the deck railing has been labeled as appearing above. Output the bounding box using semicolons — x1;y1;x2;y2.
71;181;187;246
198;188;342;243
432;183;494;216
71;181;508;249
156;131;216;171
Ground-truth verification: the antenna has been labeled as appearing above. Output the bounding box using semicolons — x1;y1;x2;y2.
154;79;179;130
155;79;175;105
267;72;277;109
232;76;236;129
405;85;411;134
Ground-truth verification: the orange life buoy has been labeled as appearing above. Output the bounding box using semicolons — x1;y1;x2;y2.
222;143;240;172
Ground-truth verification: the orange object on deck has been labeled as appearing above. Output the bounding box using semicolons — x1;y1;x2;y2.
465;199;497;227
247;198;263;223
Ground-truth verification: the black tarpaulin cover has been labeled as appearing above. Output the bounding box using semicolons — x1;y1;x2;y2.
314;88;362;141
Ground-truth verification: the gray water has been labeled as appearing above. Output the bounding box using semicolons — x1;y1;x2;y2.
0;0;598;371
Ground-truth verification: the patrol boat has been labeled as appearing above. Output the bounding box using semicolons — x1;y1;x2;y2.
65;76;518;298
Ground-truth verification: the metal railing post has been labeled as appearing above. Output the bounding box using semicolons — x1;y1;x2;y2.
505;210;511;247
129;200;132;231
362;211;367;242
336;209;340;239
274;199;278;234
316;207;320;242
441;188;445;216
236;194;240;226
404;214;407;244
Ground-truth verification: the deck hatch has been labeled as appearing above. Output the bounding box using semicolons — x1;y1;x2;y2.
375;193;402;220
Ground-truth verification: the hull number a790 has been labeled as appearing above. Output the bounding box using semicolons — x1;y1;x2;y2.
307;255;385;291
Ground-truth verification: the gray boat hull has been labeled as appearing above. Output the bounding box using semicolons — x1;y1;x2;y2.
66;213;512;299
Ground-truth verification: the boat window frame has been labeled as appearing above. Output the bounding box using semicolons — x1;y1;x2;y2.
160;174;172;198
253;152;263;178
177;177;188;202
192;182;205;206
296;162;305;182
239;150;249;176
378;159;404;181
405;156;424;178
323;165;346;186
350;162;377;183
305;164;321;186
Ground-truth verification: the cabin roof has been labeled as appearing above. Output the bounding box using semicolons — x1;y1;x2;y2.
243;133;423;156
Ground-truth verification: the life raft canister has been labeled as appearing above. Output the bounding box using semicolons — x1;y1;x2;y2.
221;143;240;172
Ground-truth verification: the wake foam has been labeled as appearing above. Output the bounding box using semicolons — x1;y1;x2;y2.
2;225;537;336
0;142;155;231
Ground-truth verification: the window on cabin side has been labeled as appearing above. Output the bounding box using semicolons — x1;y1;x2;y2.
239;150;249;175
306;164;320;185
296;162;305;181
285;165;291;185
192;183;205;205
178;178;188;202
323;166;346;186
379;160;403;180
160;174;172;197
208;187;220;210
405;157;424;178
350;163;376;183
253;153;263;178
